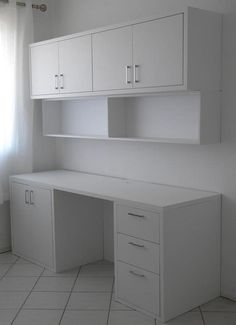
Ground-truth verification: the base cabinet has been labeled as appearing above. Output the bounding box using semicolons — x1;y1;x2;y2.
114;199;221;322
11;182;53;269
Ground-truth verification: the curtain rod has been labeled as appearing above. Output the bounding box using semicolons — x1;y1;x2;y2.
0;1;47;12
17;2;47;12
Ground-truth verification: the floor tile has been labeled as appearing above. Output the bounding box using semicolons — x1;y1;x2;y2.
0;264;12;277
0;309;19;325
67;292;111;310
158;311;204;324
13;309;63;325
201;297;236;312
23;292;69;309
42;268;79;277
79;264;114;277
0;292;29;309
0;277;38;291
73;276;113;292
33;277;75;292
203;312;236;325
60;310;108;325
0;253;18;264
108;310;155;325
110;299;132;311
6;264;43;277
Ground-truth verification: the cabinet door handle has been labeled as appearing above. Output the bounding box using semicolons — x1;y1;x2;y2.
128;242;145;248
25;190;29;205
30;190;34;205
128;212;145;218
54;74;59;89
129;270;145;278
133;64;140;83
60;74;64;89
125;65;132;84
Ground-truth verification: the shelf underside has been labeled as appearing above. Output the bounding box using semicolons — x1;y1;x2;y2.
44;133;199;144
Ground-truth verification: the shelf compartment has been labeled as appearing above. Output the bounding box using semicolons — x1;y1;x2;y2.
42;92;220;144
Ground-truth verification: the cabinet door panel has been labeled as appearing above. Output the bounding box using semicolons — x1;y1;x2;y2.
30;42;59;96
11;183;32;259
133;14;184;88
31;187;53;269
93;27;132;91
59;35;92;93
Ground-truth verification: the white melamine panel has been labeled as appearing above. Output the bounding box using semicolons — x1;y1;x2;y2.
31;187;53;269
10;170;219;209
116;261;159;315
42;98;109;137
93;26;132;91
124;93;200;141
30;42;59;96
187;8;222;91
53;190;104;271
59;35;92;93
116;204;160;242
11;183;32;259
117;233;160;274
133;14;184;88
160;197;221;321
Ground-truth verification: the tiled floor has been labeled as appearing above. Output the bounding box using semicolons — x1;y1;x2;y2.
0;252;235;325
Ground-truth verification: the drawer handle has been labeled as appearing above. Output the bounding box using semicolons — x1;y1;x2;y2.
129;270;145;278
128;242;145;248
128;212;145;218
25;190;30;205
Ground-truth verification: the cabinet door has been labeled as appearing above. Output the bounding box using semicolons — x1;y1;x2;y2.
30;42;59;96
59;35;92;94
31;187;53;269
93;26;132;91
11;183;32;259
133;14;184;88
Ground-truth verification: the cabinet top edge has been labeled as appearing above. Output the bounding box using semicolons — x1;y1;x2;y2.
10;170;221;209
30;6;221;48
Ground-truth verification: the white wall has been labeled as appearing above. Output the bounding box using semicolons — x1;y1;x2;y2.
47;0;236;298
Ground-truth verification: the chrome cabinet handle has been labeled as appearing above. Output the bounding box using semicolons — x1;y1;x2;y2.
54;74;59;89
25;190;29;205
128;212;145;218
60;74;64;89
133;64;140;83
125;65;132;84
129;270;145;278
128;242;145;248
30;190;34;205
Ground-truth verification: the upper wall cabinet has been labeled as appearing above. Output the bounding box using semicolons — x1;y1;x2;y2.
30;35;92;97
132;14;184;88
31;42;59;96
30;7;222;99
93;26;133;91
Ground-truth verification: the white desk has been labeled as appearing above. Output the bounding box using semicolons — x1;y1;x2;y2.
10;170;221;322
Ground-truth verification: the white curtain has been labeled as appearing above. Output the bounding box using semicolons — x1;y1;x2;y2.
0;0;34;204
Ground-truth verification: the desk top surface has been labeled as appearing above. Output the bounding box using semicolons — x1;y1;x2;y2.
10;170;219;209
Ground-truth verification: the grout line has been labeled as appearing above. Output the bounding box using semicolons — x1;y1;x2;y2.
106;278;115;325
10;266;46;325
58;266;81;325
0;255;20;280
200;307;206;325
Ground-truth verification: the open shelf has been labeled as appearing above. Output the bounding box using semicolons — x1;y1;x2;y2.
42;92;220;144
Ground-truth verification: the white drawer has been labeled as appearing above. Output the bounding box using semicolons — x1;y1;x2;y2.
116;261;159;316
117;233;160;274
116;204;160;243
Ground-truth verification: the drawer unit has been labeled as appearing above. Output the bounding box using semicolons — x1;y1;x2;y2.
116;204;160;243
117;233;160;274
116;261;160;315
